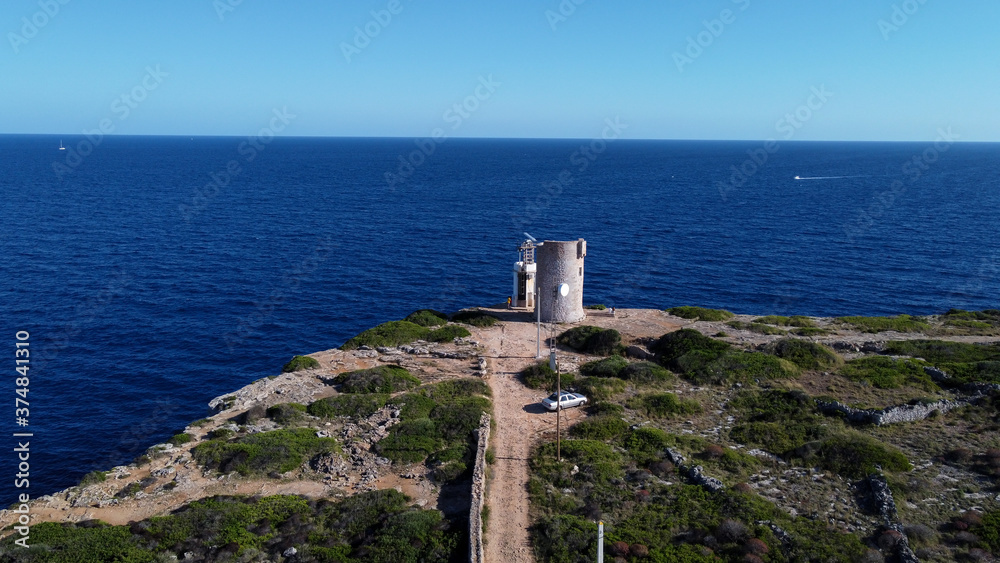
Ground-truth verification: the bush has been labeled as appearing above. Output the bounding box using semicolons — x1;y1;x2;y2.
193;428;340;476
836;314;930;333
576;377;626;402
340;321;430;350
667;306;735;321
282;354;320;373
426;325;472;342
839;356;935;389
791;327;831;337
811;432;912;479
168;433;192;446
727;321;786;335
266;402;307;425
764;338;843;370
728;390;831;456
649;329;731;369
569;415;629;441
587;402;625;417
619;361;674;383
79;470;107;487
307;394;389;418
626;393;701;418
585;304;607;310
883;339;1000;364
403;309;448;327
558;326;622;355
580;356;629;378
755;315;815;327
334;365;421;394
680;351;800;385
451;309;499;327
521;361;574;390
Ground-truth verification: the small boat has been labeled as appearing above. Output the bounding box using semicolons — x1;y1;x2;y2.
59;140;65;151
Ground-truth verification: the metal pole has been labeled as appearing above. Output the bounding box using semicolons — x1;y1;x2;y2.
597;521;604;563
556;364;560;462
536;287;541;359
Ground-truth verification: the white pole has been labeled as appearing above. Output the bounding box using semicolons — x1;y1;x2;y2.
597;521;604;563
536;286;541;359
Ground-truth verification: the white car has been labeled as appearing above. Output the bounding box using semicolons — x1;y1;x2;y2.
541;392;588;411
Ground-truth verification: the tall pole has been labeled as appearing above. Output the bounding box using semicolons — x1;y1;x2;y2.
556;362;560;462
536;286;541;359
597;521;604;563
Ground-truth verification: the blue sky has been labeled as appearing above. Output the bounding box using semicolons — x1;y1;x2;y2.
3;0;998;141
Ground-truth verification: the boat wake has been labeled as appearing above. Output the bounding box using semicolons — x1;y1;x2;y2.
794;175;867;180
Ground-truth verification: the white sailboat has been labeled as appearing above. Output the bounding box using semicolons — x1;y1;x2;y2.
59;140;65;151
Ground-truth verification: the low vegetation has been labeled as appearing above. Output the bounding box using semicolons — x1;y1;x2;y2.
281;354;320;373
450;309;498;327
579;356;629;378
333;365;421;394
193;428;340;476
754;315;816;327
403;308;449;327
836;314;930;333
521;361;574;390
666;306;735;321
625;392;701;418
839;356;937;390
726;320;786;335
585;304;607;310
307;394;389;419
265;402;308;425
0;490;461;562
340;320;430;350
426;325;471;342
763;338;843;370
557;326;622;355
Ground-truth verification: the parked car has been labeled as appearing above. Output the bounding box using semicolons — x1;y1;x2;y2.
541;392;588;411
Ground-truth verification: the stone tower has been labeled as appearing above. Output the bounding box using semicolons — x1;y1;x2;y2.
536;239;586;323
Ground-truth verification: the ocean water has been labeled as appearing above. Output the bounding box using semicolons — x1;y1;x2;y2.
1;135;998;504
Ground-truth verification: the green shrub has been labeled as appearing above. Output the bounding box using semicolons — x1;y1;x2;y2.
307;394;389;418
764;338;843;370
521;361;574;390
585;304;607;310
666;306;735;321
811;432;912;479
210;428;234;440
726;321;787;335
378;419;442;463
680;351;800;385
79;470;107;487
193;428;340;476
282;354;320;373
839;356;935;389
791;327;831;337
649;329;730;369
836;314;930;333
334;365;421;394
451;309;499;327
728;390;831;456
619;361;674;383
433;460;468;482
340;320;430;350
883;339;1000;364
426;324;472;342
575;377;626;402
557;326;622;355
626;393;701;418
755;315;816;327
579;356;629;378
190;418;212;427
403;309;449;327
569;415;629;441
168;433;192;446
266;402;308;425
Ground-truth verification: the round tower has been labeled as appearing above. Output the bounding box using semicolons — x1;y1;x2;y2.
536;239;586;323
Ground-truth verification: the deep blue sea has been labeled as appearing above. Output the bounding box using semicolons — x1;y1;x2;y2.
1;135;998;505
